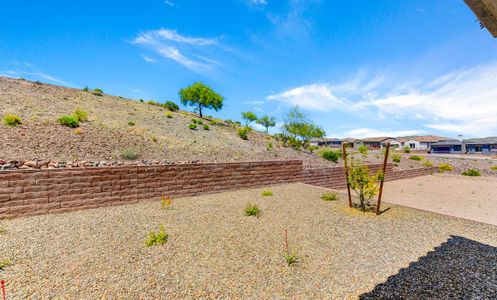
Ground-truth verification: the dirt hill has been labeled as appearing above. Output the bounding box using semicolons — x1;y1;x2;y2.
0;76;332;169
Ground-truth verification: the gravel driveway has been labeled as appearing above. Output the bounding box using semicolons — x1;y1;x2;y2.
1;183;496;298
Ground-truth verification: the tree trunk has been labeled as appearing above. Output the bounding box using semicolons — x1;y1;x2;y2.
198;104;203;118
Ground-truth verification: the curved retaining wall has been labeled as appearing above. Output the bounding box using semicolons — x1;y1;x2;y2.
0;161;436;219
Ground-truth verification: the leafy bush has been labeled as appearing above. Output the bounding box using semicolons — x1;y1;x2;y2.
358;145;368;157
3;115;22;127
321;150;340;163
348;164;382;212
145;225;168;247
266;141;273;151
242;111;258;127
152;136;157;142
203;124;210;130
409;155;423;161
490;166;497;171
422;160;434;167
0;258;13;270
128;121;135;126
73;108;88;122
189;123;197;130
244;203;261;217
392;154;401;163
237;127;251;140
261;189;273;196
57;115;79;128
462;169;481;176
210;118;223;125
147;100;159;106
180;82;223;118
82;86;89;92
92;88;103;96
321;192;338;201
120;148;139;160
403;146;411;153
191;119;198;124
438;163;454;173
163;101;179;111
282;107;325;148
196;120;204;125
160;195;172;210
164;111;173;118
139;99;144;103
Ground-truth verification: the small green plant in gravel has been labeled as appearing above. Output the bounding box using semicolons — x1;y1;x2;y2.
237;127;251;140
128;121;135;126
281;229;299;267
266;141;273;151
0;258;12;270
462;169;481;176
392;154;401;163
438;163;454;173
120;148;139;160
57;115;80;128
348;162;382;212
490;166;497;171
422;160;434;167
73;108;88;122
189;123;197;130
409;155;423;161
3;114;22;127
203;124;210;130
244;203;261;217
163;101;179;111
261;189;273;197
160;195;172;210
321;149;340;163
403;146;411;153
164;111;173;118
146;225;168;247
152;136;158;142
321;192;338;201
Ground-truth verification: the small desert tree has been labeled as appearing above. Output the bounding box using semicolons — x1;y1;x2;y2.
348;162;382;212
282;106;325;148
256;115;276;134
179;82;223;118
242;111;258;127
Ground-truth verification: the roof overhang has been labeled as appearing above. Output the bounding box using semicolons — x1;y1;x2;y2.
464;0;497;37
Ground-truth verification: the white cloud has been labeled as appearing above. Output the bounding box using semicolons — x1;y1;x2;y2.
141;55;159;63
340;128;426;139
133;29;221;73
250;0;267;5
243;100;265;105
2;70;71;86
164;0;174;6
266;83;349;111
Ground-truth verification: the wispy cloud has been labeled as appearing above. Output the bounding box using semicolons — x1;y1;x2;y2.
243;100;265;105
268;62;497;136
249;0;267;5
267;0;320;40
340;128;426;139
141;55;159;63
164;0;174;7
2;70;71;86
133;28;221;73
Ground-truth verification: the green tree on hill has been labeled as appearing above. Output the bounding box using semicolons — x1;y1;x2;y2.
256;115;276;133
242;111;258;127
282;106;325;148
179;82;223;118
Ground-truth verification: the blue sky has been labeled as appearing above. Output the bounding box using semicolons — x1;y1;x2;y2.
1;0;497;138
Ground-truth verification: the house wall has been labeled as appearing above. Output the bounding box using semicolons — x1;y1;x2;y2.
0;160;436;219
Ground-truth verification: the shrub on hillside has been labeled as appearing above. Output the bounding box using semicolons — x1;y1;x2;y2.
0;258;13;270
3;115;22;127
203;124;210;130
409;155;423;161
163;101;179;111
462;169;481;176
403;146;411;153
189;123;197;130
82;86;89;92
120;148;139;160
57;115;79;128
422;160;434;167
438;163;453;173
164;111;173;118
392;154;401;163
91;88;103;96
237;127;251;140
128;121;135;126
321;150;340;163
73;108;88;122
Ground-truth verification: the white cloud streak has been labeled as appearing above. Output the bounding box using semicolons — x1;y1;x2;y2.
340;128;426;139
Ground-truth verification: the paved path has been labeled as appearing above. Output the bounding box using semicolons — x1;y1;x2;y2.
382;174;497;226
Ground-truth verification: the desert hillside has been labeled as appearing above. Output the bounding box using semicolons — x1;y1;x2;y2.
0;77;332;169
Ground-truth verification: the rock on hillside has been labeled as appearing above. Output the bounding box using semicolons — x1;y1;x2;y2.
0;77;332;169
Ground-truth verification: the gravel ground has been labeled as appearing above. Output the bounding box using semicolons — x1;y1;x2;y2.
1;183;496;299
382;174;497;226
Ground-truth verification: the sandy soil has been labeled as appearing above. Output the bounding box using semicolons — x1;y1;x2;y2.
1;183;496;298
382;174;497;226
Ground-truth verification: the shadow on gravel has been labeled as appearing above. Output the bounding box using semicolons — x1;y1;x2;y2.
360;236;497;299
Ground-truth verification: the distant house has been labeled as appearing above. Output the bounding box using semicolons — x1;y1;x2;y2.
310;138;342;147
397;135;451;151
341;138;361;148
464;137;497;154
430;140;463;154
360;137;399;149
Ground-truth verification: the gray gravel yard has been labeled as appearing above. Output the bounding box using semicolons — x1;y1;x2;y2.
1;183;496;299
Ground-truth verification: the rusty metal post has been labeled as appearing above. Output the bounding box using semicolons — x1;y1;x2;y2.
342;143;352;207
376;143;390;215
